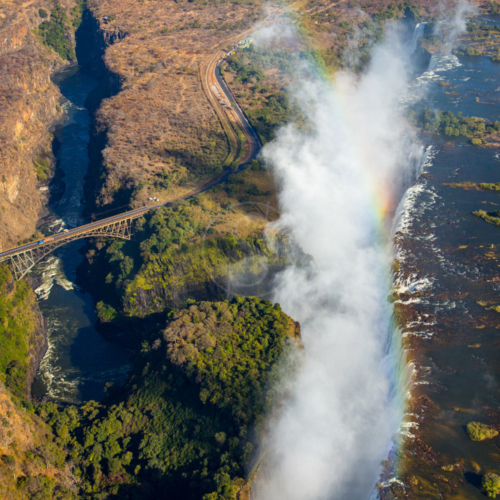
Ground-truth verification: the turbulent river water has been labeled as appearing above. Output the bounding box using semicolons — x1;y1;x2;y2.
31;66;132;404
394;16;500;498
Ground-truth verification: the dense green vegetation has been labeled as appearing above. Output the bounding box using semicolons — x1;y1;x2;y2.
444;182;500;191
480;182;500;191
374;1;421;22
70;0;86;30
84;202;210;298
37;1;82;61
484;472;500;498
0;289;298;499
0;266;37;398
467;19;500;34
35;298;299;499
244;93;291;145
79;193;289;321
467;421;499;441
123;234;284;317
454;20;500;62
33;157;50;182
225;51;293;144
409;108;500;141
454;42;500;61
473;209;500;227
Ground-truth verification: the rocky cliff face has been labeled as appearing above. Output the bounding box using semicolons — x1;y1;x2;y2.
0;0;78;251
25;286;48;399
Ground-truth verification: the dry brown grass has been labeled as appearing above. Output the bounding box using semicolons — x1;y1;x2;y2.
0;384;75;500
87;0;484;212
86;0;264;208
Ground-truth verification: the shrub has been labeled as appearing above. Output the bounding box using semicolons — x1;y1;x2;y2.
38;2;75;60
474;210;500;227
483;472;500;498
38;8;48;18
467;421;499;441
6;360;27;397
480;183;500;191
96;302;118;323
34;158;50;181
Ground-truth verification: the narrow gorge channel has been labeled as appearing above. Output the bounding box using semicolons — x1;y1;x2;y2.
31;65;132;404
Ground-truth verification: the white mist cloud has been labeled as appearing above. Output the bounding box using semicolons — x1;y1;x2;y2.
435;0;478;47
253;23;296;49
452;0;477;34
253;25;423;500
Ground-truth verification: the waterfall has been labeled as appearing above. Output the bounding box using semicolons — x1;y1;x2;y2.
411;22;426;53
250;24;425;499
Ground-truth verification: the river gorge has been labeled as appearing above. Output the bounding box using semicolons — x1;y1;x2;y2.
31;65;132;404
33;12;500;497
2;1;500;499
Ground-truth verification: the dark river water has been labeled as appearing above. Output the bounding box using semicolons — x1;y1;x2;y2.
31;66;132;404
394;22;500;498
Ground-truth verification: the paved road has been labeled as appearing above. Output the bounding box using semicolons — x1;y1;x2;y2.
0;57;263;262
214;63;261;162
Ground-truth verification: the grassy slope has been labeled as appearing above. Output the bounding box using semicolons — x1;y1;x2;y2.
0;266;75;499
0;266;39;399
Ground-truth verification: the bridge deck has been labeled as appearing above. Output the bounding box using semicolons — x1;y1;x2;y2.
0;204;161;262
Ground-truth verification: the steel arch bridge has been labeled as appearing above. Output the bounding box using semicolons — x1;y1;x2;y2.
0;209;149;281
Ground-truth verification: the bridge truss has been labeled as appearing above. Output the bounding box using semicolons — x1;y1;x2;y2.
0;215;142;281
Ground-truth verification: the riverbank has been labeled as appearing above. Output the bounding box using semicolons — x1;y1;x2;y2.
381;40;500;499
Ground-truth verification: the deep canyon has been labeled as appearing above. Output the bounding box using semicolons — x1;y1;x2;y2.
2;1;500;500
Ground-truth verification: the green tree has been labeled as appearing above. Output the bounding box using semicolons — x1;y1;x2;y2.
484;472;500;498
96;302;117;323
38;2;75;60
467;421;499;441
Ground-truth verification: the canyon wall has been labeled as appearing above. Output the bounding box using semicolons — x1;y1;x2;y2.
0;0;78;251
